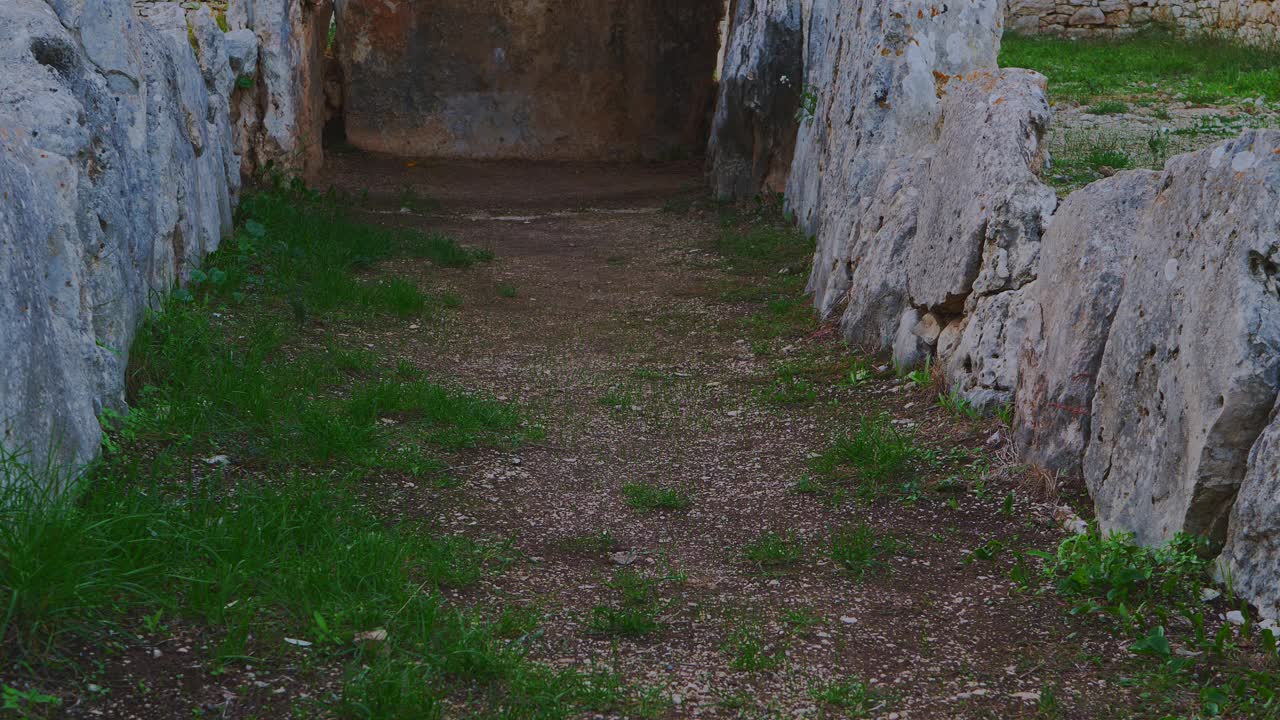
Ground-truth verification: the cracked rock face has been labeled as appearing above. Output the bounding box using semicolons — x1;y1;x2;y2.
707;0;805;200
226;0;331;179
1221;403;1280;620
787;0;1005;317
1013;171;1161;474
1;0;240;474
1084;130;1280;548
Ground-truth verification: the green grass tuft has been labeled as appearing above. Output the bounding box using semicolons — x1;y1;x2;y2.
622;483;692;513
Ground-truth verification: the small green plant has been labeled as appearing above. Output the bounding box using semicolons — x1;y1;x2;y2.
622;483;692;513
588;569;665;637
846;359;876;388
828;523;899;581
782;607;822;630
2;684;61;713
498;284;518;298
810;415;921;500
1036;527;1211;633
905;359;933;388
809;676;886;717
741;531;805;571
937;390;983;421
795;83;820;123
723;620;783;672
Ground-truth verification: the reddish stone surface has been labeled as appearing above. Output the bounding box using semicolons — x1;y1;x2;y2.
335;0;725;160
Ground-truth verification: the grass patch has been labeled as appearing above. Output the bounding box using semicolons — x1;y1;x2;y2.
622;483;692;513
1033;528;1280;718
1000;30;1280;106
741;531;805;571
723;619;783;672
1085;100;1129;115
587;569;666;637
810;415;922;503
828;523;900;581
0;187;634;718
810;676;888;717
713;200;818;352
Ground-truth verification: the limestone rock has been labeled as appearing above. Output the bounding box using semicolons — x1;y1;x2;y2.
0;0;239;475
907;70;1056;314
1084;130;1280;546
1014;171;1161;474
1219;402;1280;620
708;0;804;199
226;0;332;178
224;29;259;77
787;0;1005;316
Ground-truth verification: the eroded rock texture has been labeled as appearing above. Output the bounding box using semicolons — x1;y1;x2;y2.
1084;131;1280;547
786;0;1006;317
1221;403;1280;620
707;0;804;199
1013;172;1161;474
227;0;333;179
0;0;242;473
336;0;724;160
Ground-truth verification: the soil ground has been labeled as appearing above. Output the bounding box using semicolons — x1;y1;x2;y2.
316;155;1150;718
11;156;1246;720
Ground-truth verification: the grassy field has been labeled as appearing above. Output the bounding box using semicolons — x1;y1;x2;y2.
0;182;653;718
1000;30;1280;106
1001;30;1280;194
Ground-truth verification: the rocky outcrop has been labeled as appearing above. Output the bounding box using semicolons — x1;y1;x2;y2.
334;0;724;160
787;0;1006;317
716;0;1280;619
1013;171;1161;474
707;0;805;199
1221;403;1280;620
226;0;332;179
1084;131;1280;547
0;0;243;474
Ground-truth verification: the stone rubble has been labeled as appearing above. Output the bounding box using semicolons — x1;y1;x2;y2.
1006;0;1280;45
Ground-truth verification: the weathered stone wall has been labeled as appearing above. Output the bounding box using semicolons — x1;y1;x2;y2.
0;0;324;476
1;0;243;473
712;0;1280;620
1006;0;1280;44
334;0;725;160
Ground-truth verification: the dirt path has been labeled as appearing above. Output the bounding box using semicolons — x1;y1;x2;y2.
315;154;1143;719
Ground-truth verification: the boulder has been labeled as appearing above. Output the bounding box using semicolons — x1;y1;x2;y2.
226;0;332;178
0;0;239;477
787;0;1006;316
1014;171;1160;474
1219;402;1280;620
1084;130;1280;546
708;0;805;199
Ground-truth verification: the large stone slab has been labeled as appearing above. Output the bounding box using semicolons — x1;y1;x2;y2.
1;0;239;476
1219;403;1280;620
1014;171;1160;473
226;0;332;178
335;0;724;160
1084;130;1280;546
707;0;805;199
787;0;1005;317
